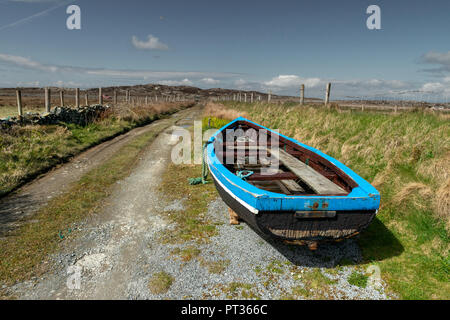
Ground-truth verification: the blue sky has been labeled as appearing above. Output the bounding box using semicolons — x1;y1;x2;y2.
0;0;450;100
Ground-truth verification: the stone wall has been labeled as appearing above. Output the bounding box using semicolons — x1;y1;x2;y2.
0;105;109;129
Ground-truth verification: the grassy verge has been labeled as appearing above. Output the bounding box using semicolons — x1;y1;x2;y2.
204;101;449;300
0;119;174;285
0;102;191;197
158;162;220;244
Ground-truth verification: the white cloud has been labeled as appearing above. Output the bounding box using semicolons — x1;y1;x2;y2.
232;78;259;90
201;78;220;85
421;82;450;95
131;35;169;51
53;80;82;88
233;78;251;89
421;82;443;92
0;53;239;81
159;78;193;86
264;75;321;88
0;53;58;72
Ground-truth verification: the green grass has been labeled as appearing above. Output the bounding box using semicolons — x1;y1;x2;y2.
0;119;174;285
171;246;202;262
211;101;450;300
348;271;369;288
148;271;174;294
202;116;229;130
266;259;285;274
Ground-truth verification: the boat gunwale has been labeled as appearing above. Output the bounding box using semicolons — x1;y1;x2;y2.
208;117;379;194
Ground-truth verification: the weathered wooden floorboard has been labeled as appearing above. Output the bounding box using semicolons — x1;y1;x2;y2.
279;179;305;193
270;148;347;195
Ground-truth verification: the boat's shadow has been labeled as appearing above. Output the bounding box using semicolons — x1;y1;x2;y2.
248;217;404;268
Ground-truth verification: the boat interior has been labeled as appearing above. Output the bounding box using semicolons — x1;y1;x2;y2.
214;120;358;196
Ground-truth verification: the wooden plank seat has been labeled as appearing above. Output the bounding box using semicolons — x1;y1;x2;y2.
269;148;347;195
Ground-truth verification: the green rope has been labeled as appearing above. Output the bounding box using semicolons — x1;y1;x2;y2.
188;142;210;185
236;170;254;181
58;228;72;240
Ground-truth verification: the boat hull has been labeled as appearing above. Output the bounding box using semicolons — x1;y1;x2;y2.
212;174;376;242
206;116;380;243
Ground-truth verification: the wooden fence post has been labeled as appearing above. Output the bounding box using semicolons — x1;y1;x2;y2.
99;87;103;105
45;87;51;112
75;88;80;108
16;89;22;116
113;90;117;105
325;83;331;107
300;84;305;105
250;92;254;103
268;90;272;102
60;90;64;106
85;92;89;106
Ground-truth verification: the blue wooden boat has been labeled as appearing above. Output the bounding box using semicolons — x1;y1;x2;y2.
206;117;380;248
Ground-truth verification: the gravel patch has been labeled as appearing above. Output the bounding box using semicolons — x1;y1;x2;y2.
128;198;392;300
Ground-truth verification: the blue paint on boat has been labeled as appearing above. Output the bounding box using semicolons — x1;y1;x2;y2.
206;117;380;214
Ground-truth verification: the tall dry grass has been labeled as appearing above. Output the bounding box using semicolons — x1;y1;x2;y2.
103;102;186;122
203;102;248;120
